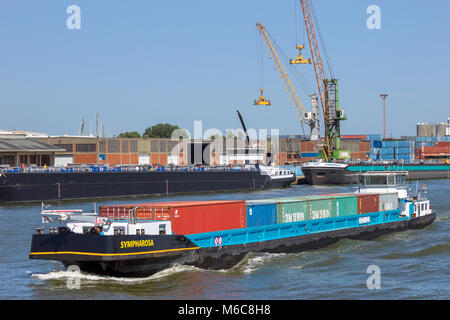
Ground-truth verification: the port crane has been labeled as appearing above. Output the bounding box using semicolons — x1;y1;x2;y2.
297;0;347;161
255;22;320;140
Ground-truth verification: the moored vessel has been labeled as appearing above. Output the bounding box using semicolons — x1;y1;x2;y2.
301;160;450;185
301;161;356;185
0;164;295;204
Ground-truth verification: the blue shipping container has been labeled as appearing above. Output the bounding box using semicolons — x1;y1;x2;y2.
371;141;382;148
246;202;278;227
396;154;411;160
395;147;412;154
382;141;398;148
380;148;395;155
397;140;413;148
366;134;383;141
301;152;319;158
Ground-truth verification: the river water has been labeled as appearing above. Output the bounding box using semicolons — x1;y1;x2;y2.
0;179;448;300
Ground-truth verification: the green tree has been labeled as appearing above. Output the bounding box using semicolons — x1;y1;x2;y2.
117;131;141;138
143;123;180;138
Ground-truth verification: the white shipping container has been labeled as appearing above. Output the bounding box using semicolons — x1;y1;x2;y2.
54;155;73;167
379;193;399;211
138;154;150;165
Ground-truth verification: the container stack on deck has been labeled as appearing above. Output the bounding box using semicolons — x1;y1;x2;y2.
99;192;399;234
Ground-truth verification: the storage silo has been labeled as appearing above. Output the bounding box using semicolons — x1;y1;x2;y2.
436;123;447;137
417;123;426;137
417;123;436;137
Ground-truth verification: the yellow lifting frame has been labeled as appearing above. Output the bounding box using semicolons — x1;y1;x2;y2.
256;23;307;125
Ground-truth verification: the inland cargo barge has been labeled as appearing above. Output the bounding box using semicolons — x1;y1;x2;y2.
0;165;295;204
29;172;435;277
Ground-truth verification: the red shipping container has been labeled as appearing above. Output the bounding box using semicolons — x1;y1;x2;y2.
356;194;379;214
301;141;315;152
423;146;450;155
359;151;369;159
100;200;246;235
350;152;359;160
435;142;450;147
358;142;370;152
341;135;366;140
167;200;246;235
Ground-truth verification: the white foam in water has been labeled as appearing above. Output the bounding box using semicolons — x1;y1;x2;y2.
30;264;203;284
29;253;300;281
237;253;286;274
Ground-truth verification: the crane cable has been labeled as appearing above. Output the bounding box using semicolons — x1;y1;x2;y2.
309;0;334;80
262;28;309;135
294;0;306;48
256;29;264;89
266;29;315;97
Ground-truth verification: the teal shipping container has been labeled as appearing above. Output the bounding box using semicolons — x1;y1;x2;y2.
332;195;358;217
277;200;309;223
309;198;334;220
245;202;278;227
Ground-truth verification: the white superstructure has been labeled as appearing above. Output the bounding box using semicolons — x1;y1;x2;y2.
39;205;172;236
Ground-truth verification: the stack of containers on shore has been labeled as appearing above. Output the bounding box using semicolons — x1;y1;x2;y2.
341;135;370;160
277;139;318;165
367;134;383;161
414;140;450;160
366;135;415;161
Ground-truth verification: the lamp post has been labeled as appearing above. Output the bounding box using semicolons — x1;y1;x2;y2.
380;94;388;139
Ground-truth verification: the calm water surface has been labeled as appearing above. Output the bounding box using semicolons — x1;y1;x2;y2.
0;180;448;300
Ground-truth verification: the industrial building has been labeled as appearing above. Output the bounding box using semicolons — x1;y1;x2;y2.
0;131;64;167
1;116;449;169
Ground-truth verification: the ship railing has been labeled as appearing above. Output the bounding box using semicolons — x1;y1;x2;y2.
344;159;446;165
102;206;171;222
4;164;262;174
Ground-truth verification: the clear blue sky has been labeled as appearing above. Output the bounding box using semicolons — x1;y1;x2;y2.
1;0;449;138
